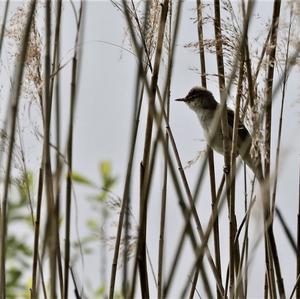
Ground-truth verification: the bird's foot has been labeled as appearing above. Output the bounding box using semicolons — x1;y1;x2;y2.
223;165;230;174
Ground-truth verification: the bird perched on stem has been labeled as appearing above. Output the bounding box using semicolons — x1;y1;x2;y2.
175;86;263;181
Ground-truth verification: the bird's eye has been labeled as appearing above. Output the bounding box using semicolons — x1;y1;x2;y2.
187;89;198;98
187;89;199;101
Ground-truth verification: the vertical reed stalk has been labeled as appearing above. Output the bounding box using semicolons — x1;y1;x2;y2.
230;50;245;299
271;8;292;215
31;167;43;299
109;47;145;299
130;91;170;298
0;0;9;58
138;1;169;296
264;0;281;211
241;4;253;292
43;2;59;297
157;4;172;298
157;89;169;299
126;2;185;294
0;1;37;297
196;1;222;298
109;3;152;298
297;163;300;298
213;0;235;296
122;85;144;298
107;3;151;298
52;1;64;296
263;1;286;298
64;3;83;298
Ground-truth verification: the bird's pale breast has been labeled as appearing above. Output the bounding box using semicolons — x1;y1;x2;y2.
196;108;224;154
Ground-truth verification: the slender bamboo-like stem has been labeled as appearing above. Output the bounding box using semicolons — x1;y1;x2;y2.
127;6;188;293
43;2;59;297
235;199;255;298
70;267;81;299
275;207;297;253
138;1;169;296
229;7;252;298
290;275;300;299
31;167;43;299
241;166;253;299
189;263;213;299
52;1;64;296
129;0;156;73
64;3;83;298
157;67;169;299
107;3;151;298
123;4;160;296
263;1;286;298
297;163;300;298
0;0;9;59
122;3;146;295
129;93;170;299
110;2;169;298
123;86;144;298
109;48;145;299
194;1;222;298
213;0;236;296
243;165;249;298
0;1;11;178
271;8;292;216
235;197;255;297
254;28;271;84
0;1;37;297
157;4;172;298
264;0;281;202
240;7;253;293
230;50;245;299
115;1;170;296
64;44;76;299
213;2;256;297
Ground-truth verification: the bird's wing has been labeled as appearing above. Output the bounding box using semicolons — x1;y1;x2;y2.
226;109;251;142
226;110;263;181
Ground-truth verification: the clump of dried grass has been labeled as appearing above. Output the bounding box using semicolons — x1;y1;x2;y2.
6;2;43;105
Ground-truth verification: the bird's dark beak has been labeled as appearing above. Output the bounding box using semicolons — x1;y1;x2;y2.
175;97;187;102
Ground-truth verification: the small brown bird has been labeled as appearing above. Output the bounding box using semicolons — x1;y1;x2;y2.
175;86;263;181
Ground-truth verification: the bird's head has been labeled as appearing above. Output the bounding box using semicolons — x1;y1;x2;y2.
175;86;218;111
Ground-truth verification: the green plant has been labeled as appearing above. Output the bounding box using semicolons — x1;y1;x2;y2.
6;173;33;299
72;161;118;298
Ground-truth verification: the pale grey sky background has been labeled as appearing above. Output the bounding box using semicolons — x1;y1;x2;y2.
1;1;300;298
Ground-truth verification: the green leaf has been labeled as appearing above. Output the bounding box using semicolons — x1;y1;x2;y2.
100;161;111;179
95;286;106;296
71;172;96;187
86;219;98;231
